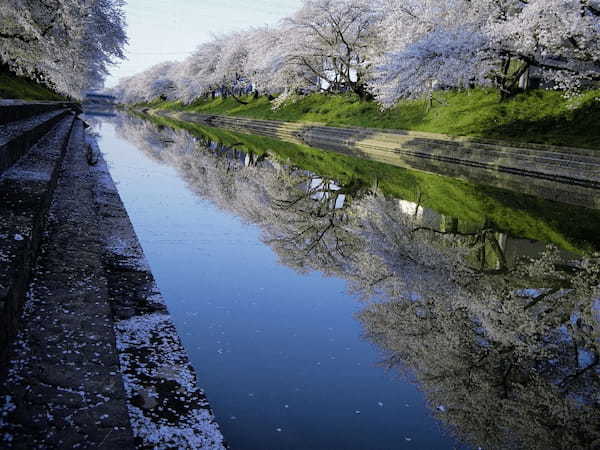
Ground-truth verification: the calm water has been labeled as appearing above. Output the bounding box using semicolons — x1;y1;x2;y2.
91;113;600;450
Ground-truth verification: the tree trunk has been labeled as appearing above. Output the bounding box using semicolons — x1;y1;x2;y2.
353;81;372;101
231;93;248;105
518;67;530;90
500;61;530;100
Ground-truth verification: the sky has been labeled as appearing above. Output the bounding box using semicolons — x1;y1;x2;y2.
106;0;302;87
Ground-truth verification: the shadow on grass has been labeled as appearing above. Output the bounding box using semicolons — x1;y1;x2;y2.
476;95;600;149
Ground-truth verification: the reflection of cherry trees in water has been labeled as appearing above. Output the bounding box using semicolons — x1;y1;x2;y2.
112;115;367;274
113;115;600;450
353;200;600;449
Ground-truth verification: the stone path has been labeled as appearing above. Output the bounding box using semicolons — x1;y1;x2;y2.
1;121;135;448
1;104;225;449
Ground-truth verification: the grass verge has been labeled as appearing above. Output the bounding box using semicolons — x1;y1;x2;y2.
139;88;600;150
0;66;66;101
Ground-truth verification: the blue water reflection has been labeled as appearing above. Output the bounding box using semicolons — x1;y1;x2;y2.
96;121;459;449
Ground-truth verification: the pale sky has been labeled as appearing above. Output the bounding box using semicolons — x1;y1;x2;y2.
106;0;302;87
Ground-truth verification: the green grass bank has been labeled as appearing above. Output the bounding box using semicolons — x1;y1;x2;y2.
135;110;600;255
140;88;600;151
0;66;66;101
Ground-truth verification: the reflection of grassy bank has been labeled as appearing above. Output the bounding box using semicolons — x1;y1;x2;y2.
134;111;600;255
139;88;600;151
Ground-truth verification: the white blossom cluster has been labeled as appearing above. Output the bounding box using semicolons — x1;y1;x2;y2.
113;0;600;107
0;0;127;98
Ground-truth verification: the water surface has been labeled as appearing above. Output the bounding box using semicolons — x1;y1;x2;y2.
92;114;600;450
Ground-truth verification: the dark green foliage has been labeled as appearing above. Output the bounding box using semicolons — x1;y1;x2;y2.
0;66;66;101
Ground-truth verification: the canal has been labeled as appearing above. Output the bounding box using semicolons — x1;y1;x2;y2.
90;112;600;450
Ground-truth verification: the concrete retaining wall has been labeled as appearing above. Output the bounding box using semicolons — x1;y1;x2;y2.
151;110;600;210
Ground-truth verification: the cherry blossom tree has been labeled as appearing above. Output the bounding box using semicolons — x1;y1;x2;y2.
214;32;251;102
488;0;600;94
111;61;178;104
112;0;600;106
370;28;491;107
283;0;384;98
175;39;225;103
244;26;300;97
0;0;127;98
370;0;600;105
369;0;497;105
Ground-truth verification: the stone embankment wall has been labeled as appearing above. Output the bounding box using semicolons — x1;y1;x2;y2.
0;100;225;448
0;100;80;362
151;109;600;210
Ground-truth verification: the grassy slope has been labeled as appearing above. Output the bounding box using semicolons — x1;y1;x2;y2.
138;111;600;255
143;88;600;150
0;68;66;101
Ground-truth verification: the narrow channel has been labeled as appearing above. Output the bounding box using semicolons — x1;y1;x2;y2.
91;112;600;450
93;116;459;449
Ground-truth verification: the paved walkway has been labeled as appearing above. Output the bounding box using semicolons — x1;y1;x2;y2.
1;108;225;449
1;122;135;448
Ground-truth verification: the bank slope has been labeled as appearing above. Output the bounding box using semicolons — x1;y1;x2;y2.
139;89;600;151
0;66;67;101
